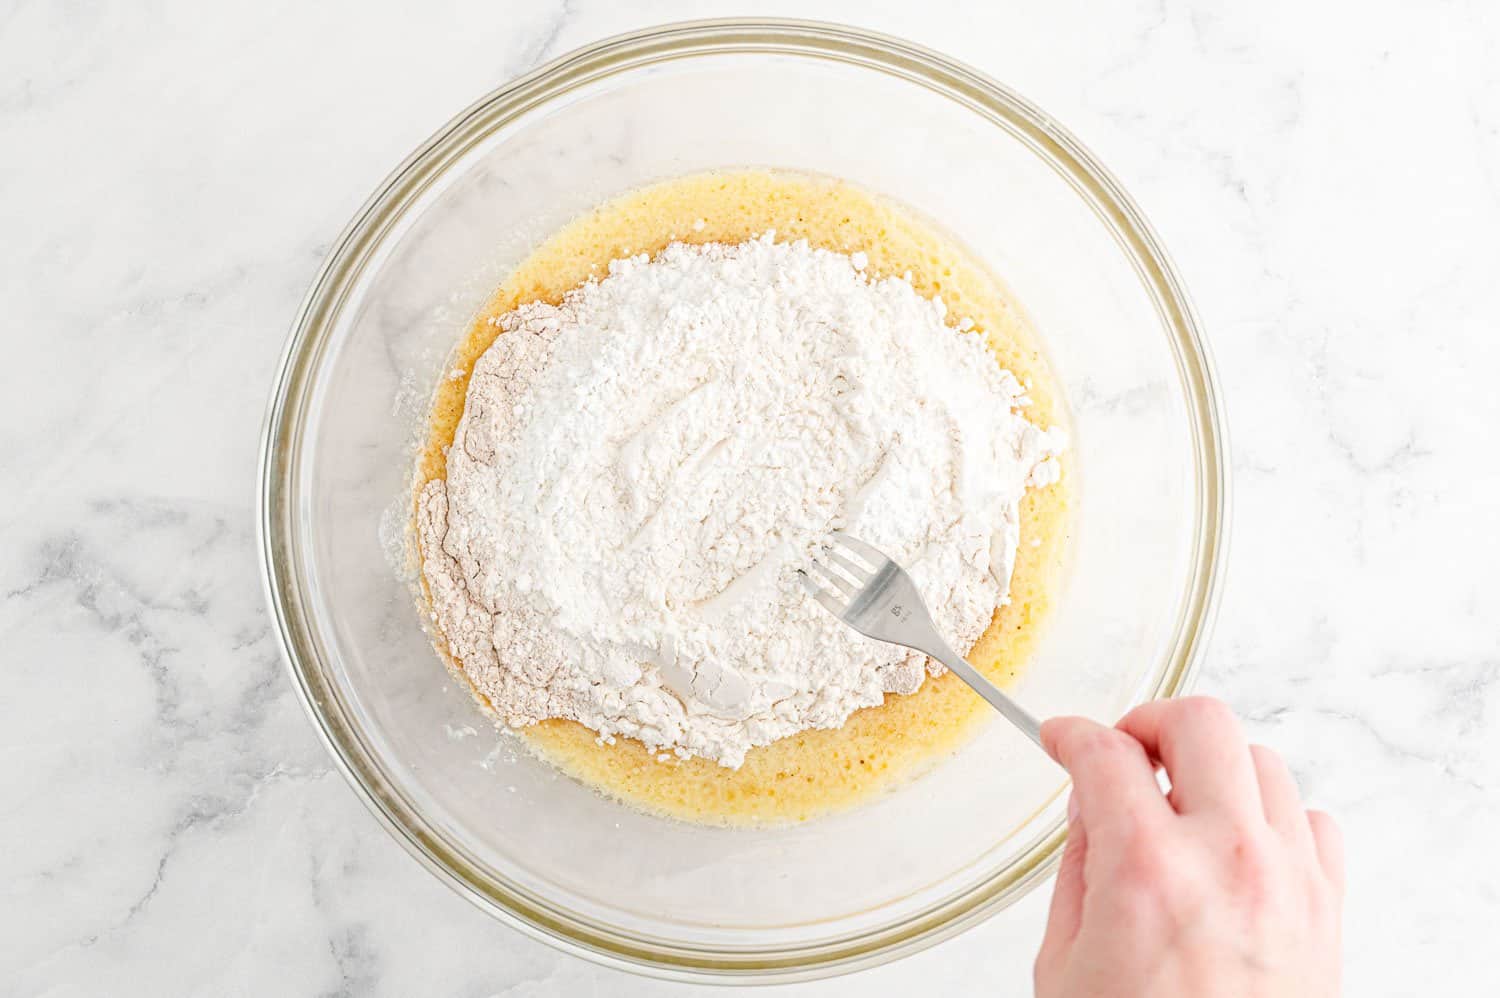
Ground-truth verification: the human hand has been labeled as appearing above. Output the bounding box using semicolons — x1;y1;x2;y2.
1034;697;1343;998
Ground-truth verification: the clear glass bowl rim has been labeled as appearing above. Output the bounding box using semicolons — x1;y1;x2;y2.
257;16;1230;984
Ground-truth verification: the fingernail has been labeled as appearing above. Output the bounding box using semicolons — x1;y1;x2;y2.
1066;792;1080;824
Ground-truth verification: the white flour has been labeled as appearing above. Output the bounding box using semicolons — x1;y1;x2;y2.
419;235;1063;768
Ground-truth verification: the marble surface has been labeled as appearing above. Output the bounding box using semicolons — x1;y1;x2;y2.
3;0;1497;993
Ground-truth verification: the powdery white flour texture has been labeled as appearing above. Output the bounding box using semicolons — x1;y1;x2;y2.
419;236;1063;767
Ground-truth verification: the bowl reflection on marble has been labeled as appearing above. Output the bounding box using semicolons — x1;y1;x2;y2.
258;18;1227;984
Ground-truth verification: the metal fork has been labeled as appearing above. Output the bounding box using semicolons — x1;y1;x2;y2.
798;532;1044;748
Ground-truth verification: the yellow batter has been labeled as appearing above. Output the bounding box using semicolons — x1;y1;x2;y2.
417;170;1070;825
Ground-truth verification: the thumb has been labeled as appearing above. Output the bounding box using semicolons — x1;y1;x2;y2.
1038;796;1088;966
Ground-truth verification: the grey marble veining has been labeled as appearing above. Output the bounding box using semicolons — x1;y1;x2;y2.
2;1;1497;994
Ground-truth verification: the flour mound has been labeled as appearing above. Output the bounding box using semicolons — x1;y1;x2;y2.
419;235;1063;768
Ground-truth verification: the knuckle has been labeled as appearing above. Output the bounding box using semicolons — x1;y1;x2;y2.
1312;867;1345;912
1307;810;1345;875
1110;880;1168;926
1076;725;1140;761
1109;853;1188;926
1115;825;1172;885
1179;696;1237;729
1308;808;1341;841
1228;826;1281;885
1249;744;1292;783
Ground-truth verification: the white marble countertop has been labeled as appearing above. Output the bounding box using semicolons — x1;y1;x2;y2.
3;1;1497;994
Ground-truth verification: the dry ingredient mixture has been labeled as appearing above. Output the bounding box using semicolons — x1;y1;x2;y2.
419;235;1063;768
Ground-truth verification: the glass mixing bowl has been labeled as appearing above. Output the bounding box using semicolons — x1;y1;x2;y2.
258;18;1227;983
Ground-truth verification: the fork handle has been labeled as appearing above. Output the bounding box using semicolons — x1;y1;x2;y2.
928;644;1044;748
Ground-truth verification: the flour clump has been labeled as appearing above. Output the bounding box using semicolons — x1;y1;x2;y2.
419;235;1063;768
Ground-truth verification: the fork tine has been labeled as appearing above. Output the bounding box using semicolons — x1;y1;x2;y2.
806;538;1046;750
830;530;887;568
809;559;859;598
826;550;871;582
796;570;848;617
